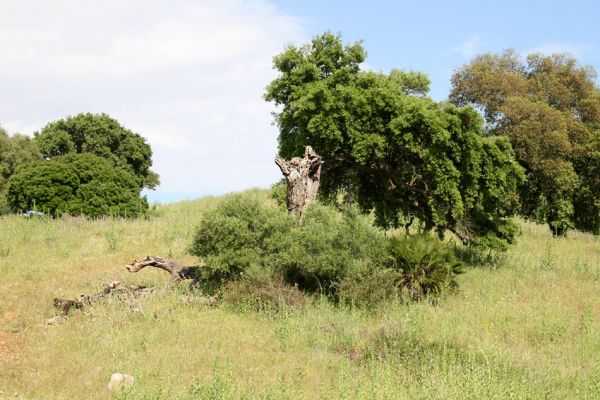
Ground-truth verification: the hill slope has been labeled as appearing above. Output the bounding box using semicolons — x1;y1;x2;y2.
1;191;599;399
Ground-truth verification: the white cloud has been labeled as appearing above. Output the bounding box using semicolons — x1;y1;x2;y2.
0;0;307;201
447;34;485;59
526;42;594;58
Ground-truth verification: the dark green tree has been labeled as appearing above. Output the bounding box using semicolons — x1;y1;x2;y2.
0;127;42;214
265;32;524;249
34;113;159;189
6;153;148;217
451;50;600;235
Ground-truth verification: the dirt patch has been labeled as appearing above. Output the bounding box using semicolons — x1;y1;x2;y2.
0;330;23;366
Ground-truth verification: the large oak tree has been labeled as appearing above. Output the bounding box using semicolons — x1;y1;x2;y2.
0;127;41;214
34;113;159;190
451;50;600;235
266;32;524;249
7;153;148;218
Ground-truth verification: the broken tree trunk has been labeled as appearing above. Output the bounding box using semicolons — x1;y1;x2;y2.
48;257;209;325
125;256;202;286
274;145;322;215
49;281;154;324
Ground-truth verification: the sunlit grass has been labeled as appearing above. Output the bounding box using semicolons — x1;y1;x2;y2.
1;191;600;399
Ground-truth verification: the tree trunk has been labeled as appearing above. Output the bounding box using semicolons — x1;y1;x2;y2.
274;146;322;215
48;281;154;324
125;256;201;286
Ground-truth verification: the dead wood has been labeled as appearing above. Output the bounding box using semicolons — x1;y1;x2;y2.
275;145;322;216
125;256;202;287
48;256;205;325
48;281;155;324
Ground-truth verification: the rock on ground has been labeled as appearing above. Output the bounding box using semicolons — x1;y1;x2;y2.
108;373;134;391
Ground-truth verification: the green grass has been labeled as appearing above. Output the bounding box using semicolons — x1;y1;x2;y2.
1;190;600;399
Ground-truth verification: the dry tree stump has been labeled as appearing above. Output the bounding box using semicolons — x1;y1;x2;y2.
275;145;322;216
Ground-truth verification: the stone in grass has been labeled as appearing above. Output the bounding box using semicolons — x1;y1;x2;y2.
108;373;134;391
46;315;63;325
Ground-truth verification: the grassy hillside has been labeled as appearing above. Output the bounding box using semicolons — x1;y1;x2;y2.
1;190;599;399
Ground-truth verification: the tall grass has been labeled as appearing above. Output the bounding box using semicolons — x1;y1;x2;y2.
1;190;599;399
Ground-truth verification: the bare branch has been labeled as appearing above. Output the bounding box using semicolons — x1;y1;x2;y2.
125;256;202;286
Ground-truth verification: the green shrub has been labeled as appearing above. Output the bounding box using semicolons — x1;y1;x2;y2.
6;153;147;217
270;179;287;210
336;267;399;307
189;196;388;301
189;193;295;284
454;244;508;269
386;234;463;300
190;193;462;306
0;188;9;215
275;204;388;297
220;264;306;313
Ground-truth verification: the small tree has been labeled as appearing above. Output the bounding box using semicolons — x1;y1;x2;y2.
265;32;524;249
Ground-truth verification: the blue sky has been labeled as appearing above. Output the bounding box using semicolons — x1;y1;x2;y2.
273;0;600;101
1;0;598;203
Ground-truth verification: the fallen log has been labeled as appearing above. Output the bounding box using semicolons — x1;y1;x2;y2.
48;257;206;325
125;256;202;287
48;281;155;324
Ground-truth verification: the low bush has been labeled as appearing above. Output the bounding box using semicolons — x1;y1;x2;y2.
220;264;306;313
270;179;287;210
275;204;387;297
188;193;295;284
386;234;464;301
336;267;399;307
190;192;463;307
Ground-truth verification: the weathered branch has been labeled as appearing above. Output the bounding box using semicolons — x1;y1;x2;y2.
274;157;291;176
48;281;154;324
125;256;202;286
48;257;210;325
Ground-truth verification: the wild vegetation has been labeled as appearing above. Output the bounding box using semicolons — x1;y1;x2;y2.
0;113;156;217
7;153;148;218
1;31;600;399
451;50;600;235
265;32;525;250
0;127;41;214
1;191;600;399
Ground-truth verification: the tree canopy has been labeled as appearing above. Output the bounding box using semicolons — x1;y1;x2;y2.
450;50;600;235
0;127;41;213
265;32;524;249
34;113;159;189
6;153;148;218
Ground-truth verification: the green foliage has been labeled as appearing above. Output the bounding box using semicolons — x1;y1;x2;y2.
34;113;159;189
0;127;42;214
336;267;399;307
276;204;387;297
188;193;296;283
6;153;148;217
386;234;464;301
451;50;600;235
190;194;388;300
265;32;524;250
190;193;462;305
270;179;287;210
220;264;306;313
